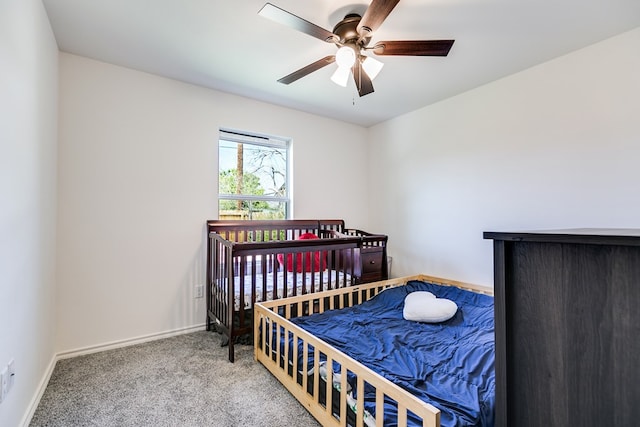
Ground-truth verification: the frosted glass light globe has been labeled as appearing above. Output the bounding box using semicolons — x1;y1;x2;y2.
331;65;351;87
335;46;356;68
362;56;384;80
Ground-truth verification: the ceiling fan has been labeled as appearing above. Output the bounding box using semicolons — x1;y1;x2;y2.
258;0;455;97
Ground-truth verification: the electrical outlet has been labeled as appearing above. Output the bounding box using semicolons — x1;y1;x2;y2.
195;284;204;299
0;366;7;403
7;360;14;393
0;360;15;404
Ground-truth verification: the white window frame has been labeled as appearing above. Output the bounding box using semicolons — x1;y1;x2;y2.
218;128;291;220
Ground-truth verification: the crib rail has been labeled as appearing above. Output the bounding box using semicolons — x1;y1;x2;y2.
207;219;346;243
206;230;362;361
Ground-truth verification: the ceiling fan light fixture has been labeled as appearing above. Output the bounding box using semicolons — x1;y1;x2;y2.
362;56;384;80
335;46;356;68
330;65;351;87
258;1;455;97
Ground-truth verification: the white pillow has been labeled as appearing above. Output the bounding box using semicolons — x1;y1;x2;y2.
403;291;458;323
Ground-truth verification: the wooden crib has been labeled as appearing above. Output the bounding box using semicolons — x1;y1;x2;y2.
206;219;388;361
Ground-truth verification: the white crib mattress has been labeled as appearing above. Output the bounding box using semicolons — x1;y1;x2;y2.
231;270;352;310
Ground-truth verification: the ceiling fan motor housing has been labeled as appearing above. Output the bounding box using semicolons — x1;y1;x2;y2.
332;14;371;48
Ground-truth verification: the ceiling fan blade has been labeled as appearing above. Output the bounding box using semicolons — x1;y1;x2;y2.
353;61;374;97
373;40;455;56
357;0;400;35
277;56;336;85
258;3;335;42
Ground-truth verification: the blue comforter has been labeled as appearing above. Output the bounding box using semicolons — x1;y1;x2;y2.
291;280;495;427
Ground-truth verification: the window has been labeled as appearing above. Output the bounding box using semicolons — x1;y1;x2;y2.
218;129;290;220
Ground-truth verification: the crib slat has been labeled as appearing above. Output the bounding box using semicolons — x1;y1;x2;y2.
284;328;290;375
256;315;264;357
276;319;282;366
238;257;246;327
267;318;273;359
302;340;309;393
356;376;364;426
313;347;320;403
376;388;384;427
292;332;298;381
251;258;257;308
262;256;269;303
326;356;333;420
339;365;347;426
398;405;407;425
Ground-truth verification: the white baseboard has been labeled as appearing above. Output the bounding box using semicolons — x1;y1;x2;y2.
20;355;57;427
56;323;206;360
21;324;207;426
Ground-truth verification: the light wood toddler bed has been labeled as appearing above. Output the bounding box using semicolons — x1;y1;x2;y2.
254;274;495;427
206;219;388;362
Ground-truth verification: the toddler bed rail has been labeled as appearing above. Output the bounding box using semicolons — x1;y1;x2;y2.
254;274;494;427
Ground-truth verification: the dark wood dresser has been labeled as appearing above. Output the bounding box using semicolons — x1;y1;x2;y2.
484;229;640;427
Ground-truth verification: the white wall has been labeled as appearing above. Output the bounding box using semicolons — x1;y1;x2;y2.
56;53;369;353
368;27;640;287
0;0;58;425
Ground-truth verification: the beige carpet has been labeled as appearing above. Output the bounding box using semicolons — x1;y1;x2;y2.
30;331;320;426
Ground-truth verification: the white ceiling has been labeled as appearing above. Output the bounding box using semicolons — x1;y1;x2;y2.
43;0;640;127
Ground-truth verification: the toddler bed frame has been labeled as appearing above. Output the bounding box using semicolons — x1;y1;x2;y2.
254;274;494;427
206;219;388;362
